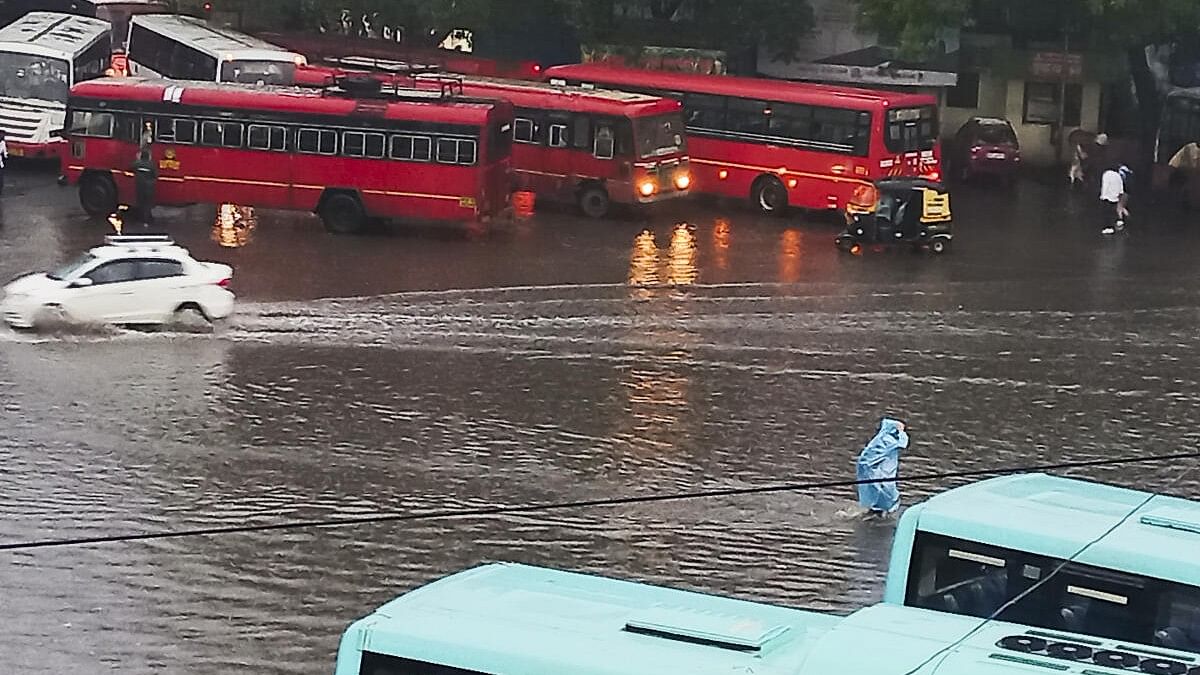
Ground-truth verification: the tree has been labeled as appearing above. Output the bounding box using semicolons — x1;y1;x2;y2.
567;0;815;62
855;0;1200;59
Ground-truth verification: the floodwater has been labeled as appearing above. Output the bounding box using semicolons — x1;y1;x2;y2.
2;166;1200;673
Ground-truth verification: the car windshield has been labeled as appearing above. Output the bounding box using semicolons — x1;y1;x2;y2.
633;113;687;159
977;122;1017;145
0;51;71;102
220;60;296;85
47;253;97;281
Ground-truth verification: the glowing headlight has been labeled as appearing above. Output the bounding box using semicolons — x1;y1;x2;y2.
674;174;691;190
639;181;656;197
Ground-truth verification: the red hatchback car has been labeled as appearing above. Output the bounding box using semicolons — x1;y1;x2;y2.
951;117;1021;184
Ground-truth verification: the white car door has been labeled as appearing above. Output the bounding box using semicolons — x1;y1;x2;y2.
62;260;142;323
126;258;189;323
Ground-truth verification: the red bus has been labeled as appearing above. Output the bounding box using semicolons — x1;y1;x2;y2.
258;31;544;81
63;76;514;233
543;64;941;214
418;75;689;218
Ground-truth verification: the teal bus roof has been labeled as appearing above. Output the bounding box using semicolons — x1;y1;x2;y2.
891;473;1200;587
335;562;1200;675
334;562;842;675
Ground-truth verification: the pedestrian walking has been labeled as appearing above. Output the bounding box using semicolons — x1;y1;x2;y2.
1099;164;1128;235
132;149;157;225
0;130;7;196
855;417;909;516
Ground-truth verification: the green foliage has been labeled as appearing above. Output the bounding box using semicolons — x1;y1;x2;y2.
856;0;1200;58
225;0;813;59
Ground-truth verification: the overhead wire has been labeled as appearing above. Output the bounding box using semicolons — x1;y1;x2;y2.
2;450;1198;553
902;454;1200;675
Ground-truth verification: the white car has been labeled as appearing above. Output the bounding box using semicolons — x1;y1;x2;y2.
2;235;235;330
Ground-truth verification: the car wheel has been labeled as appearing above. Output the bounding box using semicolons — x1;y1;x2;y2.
79;173;118;217
751;176;788;215
319;193;367;234
578;185;610;219
172;304;213;333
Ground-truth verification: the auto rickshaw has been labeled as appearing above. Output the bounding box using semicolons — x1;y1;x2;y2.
836;178;953;254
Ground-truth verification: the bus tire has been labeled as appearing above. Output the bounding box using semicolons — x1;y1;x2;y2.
578;185;610;219
751;176;788;215
79;172;118;217
319;193;366;234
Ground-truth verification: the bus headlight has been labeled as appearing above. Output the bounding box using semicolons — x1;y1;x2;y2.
674;174;691;190
639;180;656;197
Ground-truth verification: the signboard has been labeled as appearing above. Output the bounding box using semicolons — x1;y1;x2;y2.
1032;52;1083;79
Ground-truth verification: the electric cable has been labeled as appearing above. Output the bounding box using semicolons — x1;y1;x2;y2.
2;450;1197;553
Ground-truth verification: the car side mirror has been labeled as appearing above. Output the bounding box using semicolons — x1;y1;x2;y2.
69;277;94;288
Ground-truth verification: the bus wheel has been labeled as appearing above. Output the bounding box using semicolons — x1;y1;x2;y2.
79;173;118;217
578;185;610;219
319;193;366;234
751;177;788;215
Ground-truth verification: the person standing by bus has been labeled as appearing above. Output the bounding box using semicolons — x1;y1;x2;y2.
132;149;158;225
1099;164;1128;235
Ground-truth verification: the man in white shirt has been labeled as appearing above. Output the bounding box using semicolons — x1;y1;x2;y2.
1099;165;1126;235
0;129;7;196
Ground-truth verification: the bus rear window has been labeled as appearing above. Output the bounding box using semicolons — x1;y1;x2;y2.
886;105;937;154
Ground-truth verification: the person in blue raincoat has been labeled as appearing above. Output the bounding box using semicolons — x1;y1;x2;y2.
856;418;909;514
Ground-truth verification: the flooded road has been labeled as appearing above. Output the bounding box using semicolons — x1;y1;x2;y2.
3;166;1200;673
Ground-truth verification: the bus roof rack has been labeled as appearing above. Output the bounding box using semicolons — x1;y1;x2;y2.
104;234;175;246
325;71;464;101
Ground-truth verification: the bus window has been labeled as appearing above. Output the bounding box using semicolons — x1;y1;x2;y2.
0;53;70;102
72;36;111;85
683;93;726;130
633;112;686;159
69;110;115;138
571;115;590;150
886;105;937;154
220;60;295;85
594;123;615;159
358;651;491;675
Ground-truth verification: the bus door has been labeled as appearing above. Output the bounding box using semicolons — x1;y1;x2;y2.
512;109;550;195
542;111;574;197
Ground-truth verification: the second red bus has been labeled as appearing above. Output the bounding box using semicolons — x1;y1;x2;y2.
419;75;690;218
544;63;941;214
64;77;513;233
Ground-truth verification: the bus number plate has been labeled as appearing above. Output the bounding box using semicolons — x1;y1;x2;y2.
459;197;477;208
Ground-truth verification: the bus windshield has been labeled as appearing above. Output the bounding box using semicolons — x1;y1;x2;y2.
0;52;70;102
633;112;686;159
885;105;937;154
220;60;296;85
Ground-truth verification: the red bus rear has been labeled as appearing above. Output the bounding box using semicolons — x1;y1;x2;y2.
544;63;941;214
63;77;513;234
421;75;689;218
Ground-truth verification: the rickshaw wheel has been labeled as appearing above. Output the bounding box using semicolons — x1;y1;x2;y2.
930;238;950;254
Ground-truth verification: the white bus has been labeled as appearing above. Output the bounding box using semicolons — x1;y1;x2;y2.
0;1;167;48
0;11;111;158
127;14;307;85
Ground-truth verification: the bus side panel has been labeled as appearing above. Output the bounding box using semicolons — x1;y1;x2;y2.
349;160;482;222
512;142;563;200
151;145;291;209
570;150;628;204
687;136;763;201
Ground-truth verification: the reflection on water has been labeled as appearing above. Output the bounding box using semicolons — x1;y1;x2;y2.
666;223;698;286
629;230;660;286
778;229;802;283
711;219;731;271
622;349;693;453
211;204;257;249
628;225;699;288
